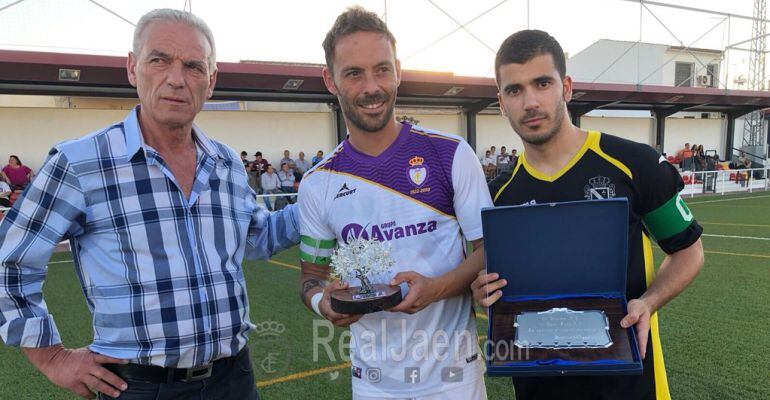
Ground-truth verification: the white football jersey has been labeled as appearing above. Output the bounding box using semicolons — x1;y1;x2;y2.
299;124;492;397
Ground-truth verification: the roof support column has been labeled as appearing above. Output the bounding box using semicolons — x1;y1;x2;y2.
725;112;735;158
331;103;347;145
462;99;496;152
652;106;688;154
568;106;596;128
465;110;477;151
724;107;761;159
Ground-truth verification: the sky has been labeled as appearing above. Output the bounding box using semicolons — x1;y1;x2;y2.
0;0;763;78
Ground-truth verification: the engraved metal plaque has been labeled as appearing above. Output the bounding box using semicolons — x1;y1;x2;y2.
514;308;613;349
351;291;386;301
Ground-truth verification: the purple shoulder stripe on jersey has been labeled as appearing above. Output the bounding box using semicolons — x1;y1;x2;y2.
319;124;459;216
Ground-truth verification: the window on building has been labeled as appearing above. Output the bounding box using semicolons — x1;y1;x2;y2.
675;62;694;87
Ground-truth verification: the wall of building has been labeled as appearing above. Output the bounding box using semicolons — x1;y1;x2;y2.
568;40;667;85
0;101;730;172
408;113;465;139
567;39;723;87
0;107;127;172
663;117;725;157
581;116;654;145
195;110;336;165
661;51;722;87
0;107;337;171
477;114;525;157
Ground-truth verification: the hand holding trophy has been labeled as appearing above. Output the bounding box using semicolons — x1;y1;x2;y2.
329;237;402;314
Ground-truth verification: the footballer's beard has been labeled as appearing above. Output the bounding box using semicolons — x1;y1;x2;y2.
340;90;396;133
512;100;566;146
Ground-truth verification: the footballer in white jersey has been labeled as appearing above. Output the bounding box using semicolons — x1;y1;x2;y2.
298;123;492;398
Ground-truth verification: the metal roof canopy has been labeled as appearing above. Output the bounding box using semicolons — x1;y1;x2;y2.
2;49;770;151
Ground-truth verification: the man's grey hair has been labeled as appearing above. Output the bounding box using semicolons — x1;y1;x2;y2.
133;8;217;70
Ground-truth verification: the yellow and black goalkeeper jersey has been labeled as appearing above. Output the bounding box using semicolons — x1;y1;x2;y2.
489;131;702;400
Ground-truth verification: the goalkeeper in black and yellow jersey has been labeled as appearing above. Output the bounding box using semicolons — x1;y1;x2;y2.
471;30;704;400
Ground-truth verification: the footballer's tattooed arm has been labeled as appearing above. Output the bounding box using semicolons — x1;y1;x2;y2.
300;276;325;305
300;261;363;326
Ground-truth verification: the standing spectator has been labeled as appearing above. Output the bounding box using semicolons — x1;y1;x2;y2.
694;145;706;171
239;151;250;168
490;145;497;161
277;163;297;204
688;144;699;171
280;150;295;173
510;149;519;166
677;143;693;170
260;165;282;210
497;145;511;172
676;143;692;159
1;155;33;191
0;179;11;208
294;151;312;181
311;150;324;166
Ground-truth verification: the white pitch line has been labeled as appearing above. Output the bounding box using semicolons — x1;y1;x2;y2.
44;233;770;267
48;260;74;265
702;233;770;241
687;194;770;205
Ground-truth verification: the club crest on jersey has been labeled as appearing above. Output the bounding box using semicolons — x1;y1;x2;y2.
584;175;616;200
407;156;428;187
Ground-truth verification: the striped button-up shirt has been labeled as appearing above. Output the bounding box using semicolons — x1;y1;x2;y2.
0;107;299;367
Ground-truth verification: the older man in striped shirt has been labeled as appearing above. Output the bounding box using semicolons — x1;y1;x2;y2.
0;9;298;400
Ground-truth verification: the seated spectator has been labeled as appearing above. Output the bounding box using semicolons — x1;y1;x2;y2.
1;155;33;191
481;150;496;179
260;165;282;211
245;151;265;192
280;149;296;174
277;163;297;204
738;151;752;169
312;150;324;166
251;151;269;175
735;151;752;186
0;179;11;208
294;151;312;181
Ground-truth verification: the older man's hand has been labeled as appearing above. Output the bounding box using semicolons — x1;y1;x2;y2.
23;345;128;399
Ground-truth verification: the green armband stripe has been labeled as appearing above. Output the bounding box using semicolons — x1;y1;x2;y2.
642;193;694;241
300;250;331;265
300;235;336;249
299;236;336;265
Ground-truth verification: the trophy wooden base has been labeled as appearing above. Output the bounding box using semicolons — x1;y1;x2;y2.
330;284;402;314
489;298;635;366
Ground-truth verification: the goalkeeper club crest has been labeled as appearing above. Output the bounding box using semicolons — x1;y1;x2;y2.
408;156;428;187
584;175;616;200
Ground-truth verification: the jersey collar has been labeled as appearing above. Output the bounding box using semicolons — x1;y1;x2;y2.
520;130;599;182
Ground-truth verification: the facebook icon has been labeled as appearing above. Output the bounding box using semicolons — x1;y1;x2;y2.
404;367;420;384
